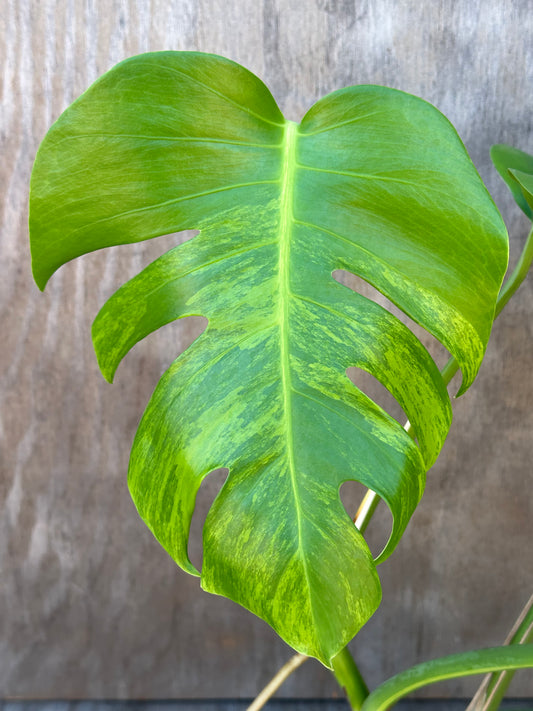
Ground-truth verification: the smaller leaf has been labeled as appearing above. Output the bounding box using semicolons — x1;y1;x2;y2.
511;169;533;213
361;645;533;711
466;594;533;711
490;144;533;219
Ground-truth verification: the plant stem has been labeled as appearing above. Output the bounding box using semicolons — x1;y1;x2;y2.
495;224;533;318
355;489;381;533
245;653;308;711
331;645;370;711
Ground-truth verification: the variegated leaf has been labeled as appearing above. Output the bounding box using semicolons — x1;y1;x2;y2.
29;52;508;665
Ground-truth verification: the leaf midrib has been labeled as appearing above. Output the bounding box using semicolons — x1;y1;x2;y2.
279;120;319;635
279;120;297;497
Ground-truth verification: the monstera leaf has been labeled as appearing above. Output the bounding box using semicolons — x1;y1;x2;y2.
29;52;508;666
491;144;533;218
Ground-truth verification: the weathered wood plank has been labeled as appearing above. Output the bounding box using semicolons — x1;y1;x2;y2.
1;0;532;700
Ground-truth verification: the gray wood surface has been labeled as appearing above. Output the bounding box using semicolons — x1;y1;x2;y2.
1;0;532;701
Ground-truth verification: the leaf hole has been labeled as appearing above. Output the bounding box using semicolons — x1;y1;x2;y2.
339;482;394;560
117;315;208;385
446;367;463;398
94;229;200;304
346;366;412;436
187;467;229;572
332;269;451;369
167;314;208;360
362;496;394;561
339;480;370;521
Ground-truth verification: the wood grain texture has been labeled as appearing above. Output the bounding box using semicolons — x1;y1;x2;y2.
1;0;532;700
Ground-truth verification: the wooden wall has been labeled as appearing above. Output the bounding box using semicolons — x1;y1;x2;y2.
1;0;532;700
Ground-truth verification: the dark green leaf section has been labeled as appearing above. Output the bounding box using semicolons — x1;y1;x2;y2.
299;89;507;394
29;52;508;665
491;144;533;218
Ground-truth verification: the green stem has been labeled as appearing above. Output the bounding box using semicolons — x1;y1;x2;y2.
440;357;460;388
331;646;370;711
495;223;533;317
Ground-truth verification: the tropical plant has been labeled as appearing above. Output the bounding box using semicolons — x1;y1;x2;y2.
29;52;533;710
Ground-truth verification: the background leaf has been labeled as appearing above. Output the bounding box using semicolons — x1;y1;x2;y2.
361;644;533;711
490;144;533;218
29;52;508;665
511;170;533;212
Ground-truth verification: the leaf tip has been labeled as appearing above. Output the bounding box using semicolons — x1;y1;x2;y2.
29;252;51;291
91;324;118;384
95;352;117;384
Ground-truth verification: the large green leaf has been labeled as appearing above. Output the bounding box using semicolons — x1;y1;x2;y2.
29;52;508;666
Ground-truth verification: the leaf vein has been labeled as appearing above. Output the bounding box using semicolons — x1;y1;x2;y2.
295;164;492;222
299;110;385;137
67;181;278;235
138;240;278;301
140;61;284;128
53;133;281;149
